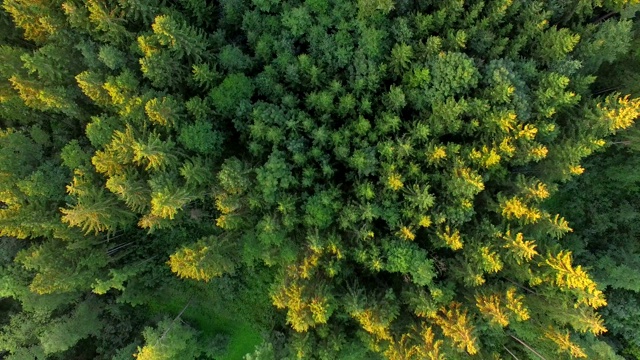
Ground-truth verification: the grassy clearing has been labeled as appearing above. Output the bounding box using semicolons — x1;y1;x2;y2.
147;282;262;360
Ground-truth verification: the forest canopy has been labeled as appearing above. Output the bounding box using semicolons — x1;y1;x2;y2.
1;0;640;359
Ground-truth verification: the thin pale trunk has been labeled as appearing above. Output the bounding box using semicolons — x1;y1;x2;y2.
510;335;548;360
504;346;522;360
157;298;194;343
107;241;134;256
594;11;617;24
594;86;620;96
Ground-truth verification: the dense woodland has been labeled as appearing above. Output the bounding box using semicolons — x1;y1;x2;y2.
1;0;640;359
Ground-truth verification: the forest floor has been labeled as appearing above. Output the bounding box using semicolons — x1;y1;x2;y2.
147;284;262;359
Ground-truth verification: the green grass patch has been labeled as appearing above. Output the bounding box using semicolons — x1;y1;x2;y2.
147;283;262;360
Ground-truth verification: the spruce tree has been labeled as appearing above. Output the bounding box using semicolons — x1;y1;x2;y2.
0;0;639;359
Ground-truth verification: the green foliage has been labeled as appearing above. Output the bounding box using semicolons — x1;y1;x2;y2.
576;19;634;72
150;14;210;61
145;96;184;127
178;121;224;155
244;341;275;360
86;115;121;148
536;26;581;64
546;140;640;357
60;140;92;169
210;73;254;118
0;297;104;358
38;300;103;354
168;236;237;281
61;184;135;235
218;45;253;72
134;317;200;360
1;0;640;359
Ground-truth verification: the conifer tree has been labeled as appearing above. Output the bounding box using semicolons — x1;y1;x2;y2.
133;317;200;360
0;0;639;359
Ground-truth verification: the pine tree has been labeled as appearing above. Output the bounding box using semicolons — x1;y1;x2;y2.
134;317;200;360
38;300;103;355
3;0;67;43
0;0;638;358
16;239;109;295
149;180;195;220
132;133;178;172
433;302;478;355
168;236;236;281
61;179;135;235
